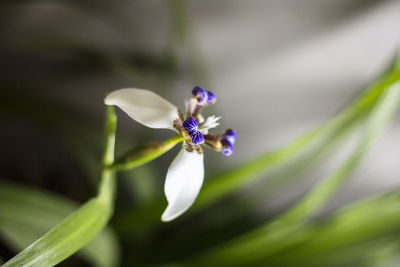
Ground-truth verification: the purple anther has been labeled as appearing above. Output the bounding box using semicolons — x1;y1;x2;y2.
206;91;216;104
223;129;237;144
220;138;234;156
192;86;208;105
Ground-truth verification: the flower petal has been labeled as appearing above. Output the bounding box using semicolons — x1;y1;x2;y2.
105;88;178;130
162;148;204;222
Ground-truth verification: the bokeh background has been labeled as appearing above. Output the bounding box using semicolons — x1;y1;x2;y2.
1;0;400;266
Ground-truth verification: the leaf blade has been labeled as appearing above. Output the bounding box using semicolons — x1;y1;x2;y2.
2;106;118;267
0;181;119;267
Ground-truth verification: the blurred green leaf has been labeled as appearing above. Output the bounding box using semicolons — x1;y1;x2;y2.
395;49;400;69
0;182;119;267
267;193;400;267
2;196;114;267
281;81;400;223
186;77;400;266
2;107;118;267
121;165;159;205
195;69;400;210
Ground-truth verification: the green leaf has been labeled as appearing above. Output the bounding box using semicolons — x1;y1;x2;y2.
280;81;400;223
0;182;119;267
2;106;118;267
195;69;400;210
186;78;400;266
267;192;400;266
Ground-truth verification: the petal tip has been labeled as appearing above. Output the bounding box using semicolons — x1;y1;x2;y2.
162;149;204;222
104;95;113;105
104;90;120;105
161;207;180;222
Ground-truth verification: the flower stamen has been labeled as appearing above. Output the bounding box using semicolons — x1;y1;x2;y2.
204;134;223;151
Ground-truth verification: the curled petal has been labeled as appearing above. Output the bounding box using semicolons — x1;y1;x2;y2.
189;130;205;145
182;117;198;133
162;148;204;222
105;88;178;130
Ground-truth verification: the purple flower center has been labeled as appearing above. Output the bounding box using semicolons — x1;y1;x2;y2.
183;117;198;133
183;117;204;145
190;130;205;145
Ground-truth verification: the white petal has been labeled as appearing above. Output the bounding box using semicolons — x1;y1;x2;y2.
162;148;204;222
105;88;178;130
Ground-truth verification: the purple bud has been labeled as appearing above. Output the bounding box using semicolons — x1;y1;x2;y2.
220;138;234;156
206;91;216;104
183;117;198;133
192;86;208;105
223;129;237;144
190;130;205;145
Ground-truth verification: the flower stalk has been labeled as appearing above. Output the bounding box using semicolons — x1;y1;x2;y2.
109;134;184;171
98;106;118;203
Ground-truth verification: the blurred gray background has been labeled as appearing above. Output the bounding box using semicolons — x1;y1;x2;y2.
1;0;400;215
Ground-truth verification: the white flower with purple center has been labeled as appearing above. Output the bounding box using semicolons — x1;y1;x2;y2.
105;86;236;221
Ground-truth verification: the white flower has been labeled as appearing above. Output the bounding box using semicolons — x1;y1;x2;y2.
105;87;236;222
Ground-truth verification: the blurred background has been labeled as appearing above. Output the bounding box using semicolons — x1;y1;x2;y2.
1;0;400;266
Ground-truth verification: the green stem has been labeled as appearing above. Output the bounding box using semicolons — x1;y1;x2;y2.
98;106;117;203
109;134;183;171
